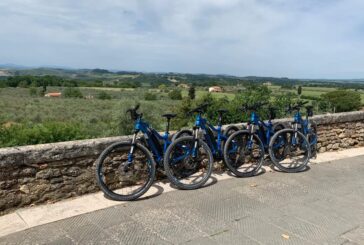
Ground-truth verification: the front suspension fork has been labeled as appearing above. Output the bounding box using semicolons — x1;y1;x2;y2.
248;124;255;149
192;127;200;157
127;133;138;163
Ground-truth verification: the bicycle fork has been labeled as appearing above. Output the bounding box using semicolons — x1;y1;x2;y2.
192;127;200;158
248;124;255;149
127;133;138;163
293;123;298;145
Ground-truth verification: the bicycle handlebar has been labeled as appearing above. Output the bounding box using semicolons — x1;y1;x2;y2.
126;104;142;121
188;103;211;114
241;102;269;112
286;101;309;113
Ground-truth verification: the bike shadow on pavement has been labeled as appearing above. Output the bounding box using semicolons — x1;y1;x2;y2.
224;167;266;178
267;164;311;173
167;176;218;190
103;184;165;201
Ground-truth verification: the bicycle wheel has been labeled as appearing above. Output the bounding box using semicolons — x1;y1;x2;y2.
164;136;213;190
269;129;311;173
223;130;265;177
223;125;241;138
95;142;156;201
171;129;193;141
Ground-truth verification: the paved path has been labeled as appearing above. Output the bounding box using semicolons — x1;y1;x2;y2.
1;155;364;244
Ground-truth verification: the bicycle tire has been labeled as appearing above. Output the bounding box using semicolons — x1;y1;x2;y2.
269;128;311;173
164;136;213;190
95;142;156;201
171;129;193;141
223;130;265;177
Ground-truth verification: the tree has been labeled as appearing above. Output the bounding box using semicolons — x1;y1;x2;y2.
158;84;167;91
297;86;302;96
321;90;361;112
188;86;196;100
168;89;182;100
97;91;112;100
63;87;83;98
144;92;157;100
29;87;37;97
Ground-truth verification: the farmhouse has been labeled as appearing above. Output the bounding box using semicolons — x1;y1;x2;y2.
209;86;223;93
45;92;61;97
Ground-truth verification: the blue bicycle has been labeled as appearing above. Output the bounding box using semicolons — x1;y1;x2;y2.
268;101;314;172
223;103;285;177
171;103;240;159
164;103;222;189
96;105;210;201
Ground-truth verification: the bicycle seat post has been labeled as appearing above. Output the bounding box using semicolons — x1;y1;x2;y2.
165;118;170;134
218;113;223;127
217;109;227;127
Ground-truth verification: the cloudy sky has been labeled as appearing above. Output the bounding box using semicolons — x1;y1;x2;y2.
1;0;364;78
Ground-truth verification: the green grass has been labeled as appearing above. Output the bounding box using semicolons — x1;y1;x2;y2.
268;85;364;103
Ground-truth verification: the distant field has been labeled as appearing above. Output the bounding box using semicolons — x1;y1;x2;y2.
269;85;364;103
0;84;363;147
0;87;178;138
181;89;236;100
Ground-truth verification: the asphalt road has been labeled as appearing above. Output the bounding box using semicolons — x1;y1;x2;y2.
1;156;363;245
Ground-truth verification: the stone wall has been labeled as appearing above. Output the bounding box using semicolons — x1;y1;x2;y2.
0;111;364;215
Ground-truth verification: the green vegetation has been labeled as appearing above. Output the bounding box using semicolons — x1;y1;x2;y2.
63;87;83;98
321;90;362;112
97;91;112;100
0;67;363;147
168;89;183;100
0;122;86;147
188;86;196;100
144;92;157;101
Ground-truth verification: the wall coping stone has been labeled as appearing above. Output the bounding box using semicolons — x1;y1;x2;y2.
1;111;363;167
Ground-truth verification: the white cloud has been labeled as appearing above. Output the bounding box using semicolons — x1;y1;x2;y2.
0;0;363;78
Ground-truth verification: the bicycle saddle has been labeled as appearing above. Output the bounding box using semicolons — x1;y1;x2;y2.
162;113;177;119
217;109;228;114
189;103;210;114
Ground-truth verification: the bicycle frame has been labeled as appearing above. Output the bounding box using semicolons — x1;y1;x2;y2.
292;110;317;146
129;117;171;164
247;111;275;149
194;113;226;157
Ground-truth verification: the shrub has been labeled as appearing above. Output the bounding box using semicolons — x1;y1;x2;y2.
97;91;112;100
168;89;182;100
301;95;319;101
0;122;87;147
29;87;37;96
63;87;83;98
188;86;195;100
144;92;157;100
321;90;361;112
